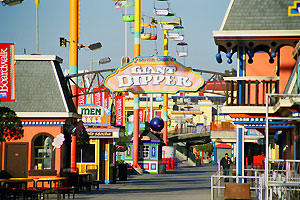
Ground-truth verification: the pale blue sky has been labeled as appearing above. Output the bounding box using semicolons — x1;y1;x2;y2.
0;0;234;74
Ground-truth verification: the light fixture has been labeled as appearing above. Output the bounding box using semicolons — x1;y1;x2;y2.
59;38;102;51
98;57;111;65
88;42;102;51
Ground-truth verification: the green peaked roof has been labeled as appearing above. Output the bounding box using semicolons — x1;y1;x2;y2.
221;0;300;31
1;55;77;115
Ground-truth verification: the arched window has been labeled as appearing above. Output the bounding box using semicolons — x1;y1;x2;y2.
31;134;54;170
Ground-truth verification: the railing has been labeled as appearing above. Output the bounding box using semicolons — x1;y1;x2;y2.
211;173;264;200
224;76;279;106
267;159;300;199
169;124;210;135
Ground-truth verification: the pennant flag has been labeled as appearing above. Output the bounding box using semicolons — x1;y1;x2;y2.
34;0;39;7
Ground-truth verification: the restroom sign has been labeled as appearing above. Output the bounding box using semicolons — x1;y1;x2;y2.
104;56;204;94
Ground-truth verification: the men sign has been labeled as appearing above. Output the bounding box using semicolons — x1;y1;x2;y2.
104;56;204;94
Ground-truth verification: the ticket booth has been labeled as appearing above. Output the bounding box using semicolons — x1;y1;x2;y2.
76;104;122;183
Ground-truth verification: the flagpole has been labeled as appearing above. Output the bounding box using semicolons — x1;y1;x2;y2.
36;5;39;54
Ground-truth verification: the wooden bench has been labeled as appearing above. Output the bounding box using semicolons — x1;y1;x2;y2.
224;183;250;200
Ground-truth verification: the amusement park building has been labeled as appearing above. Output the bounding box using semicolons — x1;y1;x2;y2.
0;55;80;178
1;55;119;184
213;0;300;170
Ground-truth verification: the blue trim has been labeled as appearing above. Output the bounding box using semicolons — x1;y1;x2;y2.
238;47;244;77
22;121;64;127
238;47;244;105
212;142;217;164
238;128;243;183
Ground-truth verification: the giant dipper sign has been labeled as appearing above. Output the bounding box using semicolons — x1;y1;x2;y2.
104;56;204;94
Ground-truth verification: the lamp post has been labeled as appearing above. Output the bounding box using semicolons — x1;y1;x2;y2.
68;0;103;173
89;57;111;103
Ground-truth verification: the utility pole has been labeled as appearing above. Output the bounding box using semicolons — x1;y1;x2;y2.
132;0;141;169
69;0;79;173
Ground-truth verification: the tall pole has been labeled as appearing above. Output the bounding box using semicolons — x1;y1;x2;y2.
132;0;141;169
36;5;39;54
163;30;168;145
125;1;128;59
69;0;79;173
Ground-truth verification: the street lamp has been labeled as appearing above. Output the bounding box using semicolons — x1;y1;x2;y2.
60;37;102;51
89;57;111;103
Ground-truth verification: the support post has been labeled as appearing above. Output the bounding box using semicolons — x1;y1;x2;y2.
69;0;79;173
162;30;169;146
236;125;244;183
132;0;141;169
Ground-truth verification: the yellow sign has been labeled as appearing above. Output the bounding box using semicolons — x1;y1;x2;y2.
105;56;204;94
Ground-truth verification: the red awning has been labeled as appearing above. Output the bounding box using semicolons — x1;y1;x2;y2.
215;143;231;149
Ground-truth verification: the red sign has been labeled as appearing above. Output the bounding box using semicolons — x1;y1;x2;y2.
0;43;15;102
115;96;124;126
78;88;86;106
93;88;103;106
104;95;110;109
139;108;144;122
147;108;155;122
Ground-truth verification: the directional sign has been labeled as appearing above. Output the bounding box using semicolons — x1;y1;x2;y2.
104;56;204;94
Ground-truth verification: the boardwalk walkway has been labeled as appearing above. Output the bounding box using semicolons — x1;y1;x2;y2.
73;164;217;200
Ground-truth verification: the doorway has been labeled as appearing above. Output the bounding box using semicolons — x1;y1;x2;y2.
5;143;28;177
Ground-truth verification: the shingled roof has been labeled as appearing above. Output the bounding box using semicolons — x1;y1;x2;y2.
213;0;300;54
1;55;78;117
221;0;300;31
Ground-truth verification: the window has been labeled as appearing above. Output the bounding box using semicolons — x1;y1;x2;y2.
76;144;96;163
138;145;150;159
33;135;53;170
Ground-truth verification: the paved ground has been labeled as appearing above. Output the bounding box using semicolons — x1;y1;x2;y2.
71;164;217;200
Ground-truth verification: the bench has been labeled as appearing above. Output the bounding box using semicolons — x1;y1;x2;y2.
224;183;250;200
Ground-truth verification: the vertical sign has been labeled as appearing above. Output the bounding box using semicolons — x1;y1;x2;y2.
104;94;110;109
93;88;103;106
0;43;15;102
115;96;124;126
139;108;144;122
78;88;86;106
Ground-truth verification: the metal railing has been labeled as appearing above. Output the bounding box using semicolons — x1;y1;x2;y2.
224;76;279;106
210;173;264;200
267;159;300;199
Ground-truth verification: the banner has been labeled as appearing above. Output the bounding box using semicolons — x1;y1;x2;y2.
78;88;86;106
0;43;15;102
139;108;144;122
93;88;103;106
104;94;110;110
115;96;124;126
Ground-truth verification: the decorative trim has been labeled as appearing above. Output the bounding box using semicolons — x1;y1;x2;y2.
16;112;81;118
51;61;69;112
220;0;234;31
213;30;300;38
22;121;65;126
15;55;63;63
232;117;294;128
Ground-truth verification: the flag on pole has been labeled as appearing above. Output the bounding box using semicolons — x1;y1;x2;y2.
34;0;39;7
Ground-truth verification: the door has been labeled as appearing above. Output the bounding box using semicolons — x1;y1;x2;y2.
5;143;28;177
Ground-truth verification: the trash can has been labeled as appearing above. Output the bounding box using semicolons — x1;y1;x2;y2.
118;164;128;181
159;163;166;174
